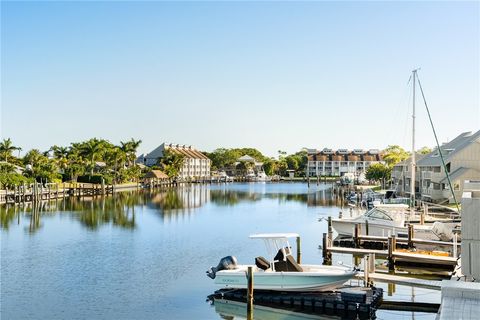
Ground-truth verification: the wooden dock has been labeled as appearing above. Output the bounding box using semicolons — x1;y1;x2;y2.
322;218;460;269
0;183;116;205
355;271;444;290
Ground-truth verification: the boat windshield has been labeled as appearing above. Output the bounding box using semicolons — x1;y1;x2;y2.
365;208;393;221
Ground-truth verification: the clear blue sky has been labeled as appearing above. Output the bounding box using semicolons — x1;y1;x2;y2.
1;1;479;157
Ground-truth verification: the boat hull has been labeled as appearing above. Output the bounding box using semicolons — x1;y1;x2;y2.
332;219;439;240
214;265;355;292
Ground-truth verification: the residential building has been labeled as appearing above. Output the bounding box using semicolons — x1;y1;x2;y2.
391;130;480;203
137;143;211;179
306;148;384;177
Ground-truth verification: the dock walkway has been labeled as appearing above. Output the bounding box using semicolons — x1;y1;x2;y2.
438;280;480;320
355;272;444;290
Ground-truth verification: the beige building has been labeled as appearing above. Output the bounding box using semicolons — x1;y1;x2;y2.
391;130;480;203
307;148;384;177
138;143;211;180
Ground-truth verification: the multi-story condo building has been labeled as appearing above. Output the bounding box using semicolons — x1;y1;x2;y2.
391;130;480;203
307;148;384;177
137;143;211;179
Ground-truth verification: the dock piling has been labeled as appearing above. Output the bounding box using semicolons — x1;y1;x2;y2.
247;266;254;320
407;224;414;248
296;236;302;264
388;236;396;271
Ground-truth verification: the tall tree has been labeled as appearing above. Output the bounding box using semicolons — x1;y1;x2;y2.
158;149;185;179
77;138;109;176
382;145;410;167
0;138;22;162
418;146;432;155
120;138;142;167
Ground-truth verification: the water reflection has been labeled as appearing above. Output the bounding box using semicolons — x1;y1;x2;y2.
214;299;333;320
1;183;335;231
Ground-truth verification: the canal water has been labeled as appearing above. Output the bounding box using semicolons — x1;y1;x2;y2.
1;183;440;319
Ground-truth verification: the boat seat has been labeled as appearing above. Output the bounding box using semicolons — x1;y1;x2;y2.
255;256;270;270
273;248;303;272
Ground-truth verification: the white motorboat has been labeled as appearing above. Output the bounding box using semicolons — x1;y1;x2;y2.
206;233;355;292
331;206;454;241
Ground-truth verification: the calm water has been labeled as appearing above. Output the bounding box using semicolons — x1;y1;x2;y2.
1;183;440;319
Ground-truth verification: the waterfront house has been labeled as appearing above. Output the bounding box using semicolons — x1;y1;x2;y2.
306;148;384;177
137;143;211;180
391;130;480;203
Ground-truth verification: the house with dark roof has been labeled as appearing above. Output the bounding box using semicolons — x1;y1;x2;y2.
137;143;211;179
392;130;480;203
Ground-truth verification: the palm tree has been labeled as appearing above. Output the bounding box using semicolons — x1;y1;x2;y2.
120;138;142;167
0;138;22;162
50;145;69;160
105;146;127;183
79;138;108;176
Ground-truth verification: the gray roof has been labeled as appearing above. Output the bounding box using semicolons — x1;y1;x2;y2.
144;143;166;159
417;130;480;167
440;167;480;183
395;152;426;166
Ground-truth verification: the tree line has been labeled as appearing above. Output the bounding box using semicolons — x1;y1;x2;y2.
0;138;143;188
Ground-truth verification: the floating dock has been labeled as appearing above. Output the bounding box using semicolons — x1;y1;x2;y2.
208;286;383;320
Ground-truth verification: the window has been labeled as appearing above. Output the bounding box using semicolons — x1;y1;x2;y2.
366;209;393;221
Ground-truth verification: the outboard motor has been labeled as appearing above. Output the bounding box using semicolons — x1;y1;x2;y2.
206;256;238;279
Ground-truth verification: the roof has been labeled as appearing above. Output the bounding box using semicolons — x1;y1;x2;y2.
144;170;169;179
417;130;480;167
440;167;480;183
249;233;300;239
394;153;426;166
238;155;256;162
143;143;209;160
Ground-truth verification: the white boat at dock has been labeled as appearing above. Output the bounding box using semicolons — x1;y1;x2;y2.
332;206;457;241
206;233;355;292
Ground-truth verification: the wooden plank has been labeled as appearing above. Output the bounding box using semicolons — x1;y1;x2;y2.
327;246;457;265
358;235;460;247
393;251;457;265
327;246;388;258
379;300;440;313
355;272;443;290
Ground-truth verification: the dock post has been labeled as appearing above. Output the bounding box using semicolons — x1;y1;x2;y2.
365;220;369;236
296;236;302;264
407;224;414;248
453;233;458;258
364;254;370;287
388;236;396;271
327;216;332;233
354;224;361;248
369;253;375;273
322;232;332;265
421;204;426;225
22;182;26;204
247;266;254;320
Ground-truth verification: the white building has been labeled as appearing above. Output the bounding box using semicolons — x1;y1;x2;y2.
137;143;211;180
307;148;384;177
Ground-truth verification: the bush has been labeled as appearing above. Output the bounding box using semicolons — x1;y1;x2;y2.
77;175;113;185
0;173;33;189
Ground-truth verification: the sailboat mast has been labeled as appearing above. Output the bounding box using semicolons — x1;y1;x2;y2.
410;69;417;208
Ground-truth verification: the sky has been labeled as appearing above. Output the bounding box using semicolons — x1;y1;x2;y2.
1;1;479;158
